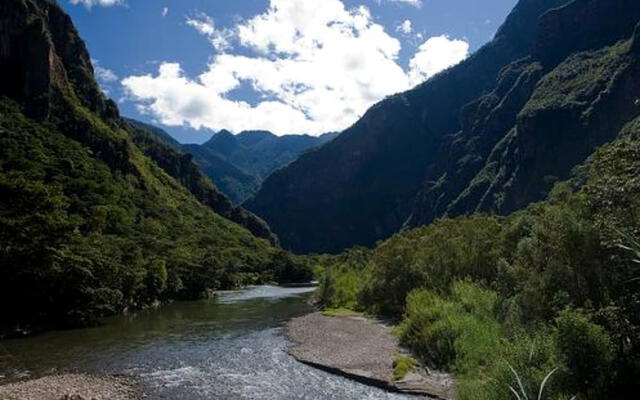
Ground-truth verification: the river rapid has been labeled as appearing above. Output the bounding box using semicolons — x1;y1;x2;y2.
0;285;411;399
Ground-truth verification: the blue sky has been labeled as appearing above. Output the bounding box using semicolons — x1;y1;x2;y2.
62;0;518;143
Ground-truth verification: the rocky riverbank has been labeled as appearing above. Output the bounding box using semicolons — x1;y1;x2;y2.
286;312;454;399
0;374;139;400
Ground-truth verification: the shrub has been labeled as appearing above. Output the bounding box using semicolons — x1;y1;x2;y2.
360;216;504;316
457;332;565;400
555;309;614;396
396;282;502;372
392;353;419;381
316;265;363;310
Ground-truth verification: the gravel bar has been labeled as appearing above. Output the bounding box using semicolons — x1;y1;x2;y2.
0;373;139;400
286;312;454;399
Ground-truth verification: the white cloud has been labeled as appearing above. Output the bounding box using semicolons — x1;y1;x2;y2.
123;0;468;136
69;0;123;8
186;12;232;52
95;65;118;83
408;35;469;86
381;0;422;8
92;59;118;96
397;20;413;34
162;7;169;17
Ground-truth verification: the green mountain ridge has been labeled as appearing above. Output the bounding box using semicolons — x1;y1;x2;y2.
0;0;304;333
123;119;338;205
246;0;640;254
183;129;338;204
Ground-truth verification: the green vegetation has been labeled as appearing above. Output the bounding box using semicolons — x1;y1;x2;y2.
183;130;336;204
321;308;364;317
392;353;419;382
315;116;640;399
0;97;312;332
315;248;369;310
0;0;318;336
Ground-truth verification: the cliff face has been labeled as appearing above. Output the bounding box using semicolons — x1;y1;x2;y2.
247;0;640;254
409;0;640;225
0;0;116;121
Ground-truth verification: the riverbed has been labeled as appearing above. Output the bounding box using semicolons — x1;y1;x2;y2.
0;285;412;399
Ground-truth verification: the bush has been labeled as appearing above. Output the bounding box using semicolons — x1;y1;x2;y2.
392;353;419;381
360;216;504;315
457;331;565;400
316;248;369;310
555;309;614;396
396;281;502;372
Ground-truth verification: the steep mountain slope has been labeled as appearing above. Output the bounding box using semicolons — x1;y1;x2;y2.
124;121;276;243
246;0;640;254
0;0;294;332
407;0;640;227
183;130;337;203
125;117;182;150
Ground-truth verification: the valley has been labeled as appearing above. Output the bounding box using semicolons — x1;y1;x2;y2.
1;0;640;399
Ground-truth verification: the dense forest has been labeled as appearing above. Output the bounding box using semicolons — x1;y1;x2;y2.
0;0;310;335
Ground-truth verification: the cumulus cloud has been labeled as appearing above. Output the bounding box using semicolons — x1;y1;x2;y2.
397;20;413;34
408;35;469;85
69;0;123;8
123;0;468;135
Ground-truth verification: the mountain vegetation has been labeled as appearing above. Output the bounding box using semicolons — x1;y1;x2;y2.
0;0;309;334
315;111;640;399
246;0;640;254
183;129;337;204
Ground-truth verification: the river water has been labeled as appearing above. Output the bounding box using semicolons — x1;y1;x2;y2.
0;285;411;399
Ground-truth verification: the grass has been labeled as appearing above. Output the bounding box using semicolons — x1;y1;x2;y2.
393;353;419;381
505;364;569;400
321;307;364;317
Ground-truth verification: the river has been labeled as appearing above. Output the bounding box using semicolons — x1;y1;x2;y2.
0;285;411;399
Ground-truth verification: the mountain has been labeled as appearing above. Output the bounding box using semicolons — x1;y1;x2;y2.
0;0;303;333
246;0;640;254
124;118;181;150
123;120;277;243
182;129;338;203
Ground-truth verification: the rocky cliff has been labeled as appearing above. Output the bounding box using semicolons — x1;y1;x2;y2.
246;0;640;253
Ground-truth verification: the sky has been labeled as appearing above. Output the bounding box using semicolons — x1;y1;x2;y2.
61;0;518;143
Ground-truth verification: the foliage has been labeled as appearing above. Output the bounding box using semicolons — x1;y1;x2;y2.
0;96;297;333
321;308;364;317
554;309;614;396
315;248;369;310
316;115;640;399
392;353;419;382
395;282;501;372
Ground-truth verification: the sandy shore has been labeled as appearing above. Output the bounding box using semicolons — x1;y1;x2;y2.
0;373;139;400
286;312;454;399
